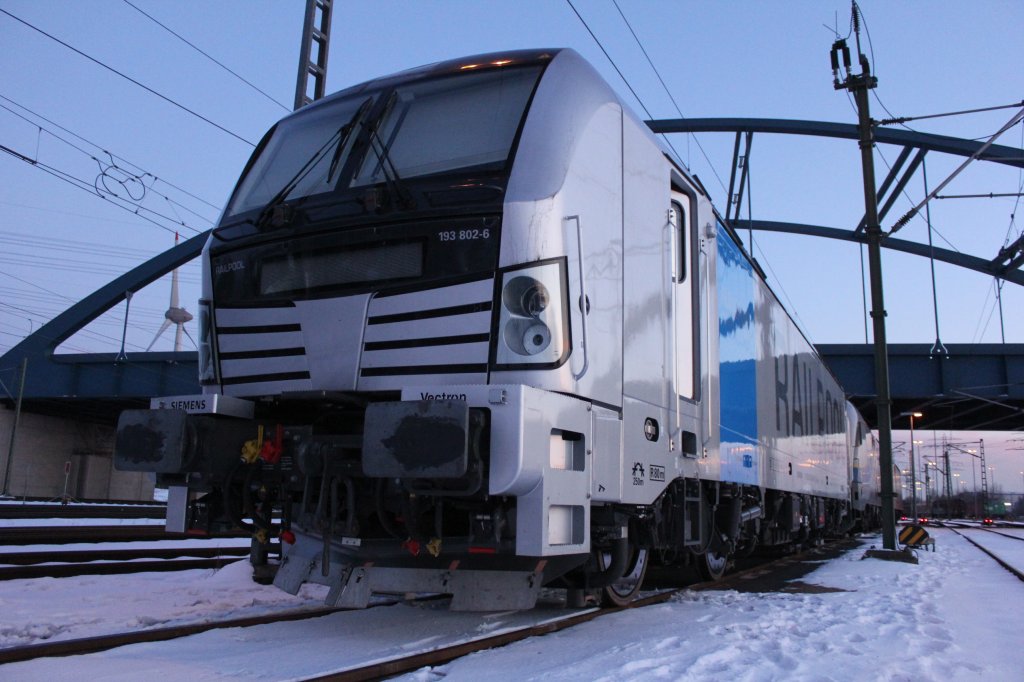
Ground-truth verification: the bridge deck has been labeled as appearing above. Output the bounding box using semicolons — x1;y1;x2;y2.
2;345;1021;431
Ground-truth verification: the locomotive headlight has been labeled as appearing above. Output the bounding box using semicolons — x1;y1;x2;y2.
503;319;551;355
493;260;569;368
197;300;219;385
502;276;550;317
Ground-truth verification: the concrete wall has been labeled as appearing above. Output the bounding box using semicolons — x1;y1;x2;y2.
0;406;154;501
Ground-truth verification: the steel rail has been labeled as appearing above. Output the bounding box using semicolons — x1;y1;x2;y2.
0;556;244;580
978;527;1024;542
0;606;345;666
945;526;1024;582
305;538;864;681
0;504;166;520
0;538;863;673
305;597;657;682
0;525;246;545
0;546;248;566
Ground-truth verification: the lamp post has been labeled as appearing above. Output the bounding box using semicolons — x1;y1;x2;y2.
900;412;923;520
969;450;977;517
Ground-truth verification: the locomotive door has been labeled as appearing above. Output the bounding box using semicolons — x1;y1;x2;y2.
670;189;699;457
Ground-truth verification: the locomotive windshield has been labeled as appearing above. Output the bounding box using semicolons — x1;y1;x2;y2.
226;95;374;217
224;63;543;220
350;66;541;187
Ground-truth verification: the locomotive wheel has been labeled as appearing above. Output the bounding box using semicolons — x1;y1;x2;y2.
597;546;649;606
696;548;729;581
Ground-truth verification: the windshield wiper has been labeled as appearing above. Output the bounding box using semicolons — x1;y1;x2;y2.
366;125;416;210
362;92;416;211
255;96;374;229
326;97;373;185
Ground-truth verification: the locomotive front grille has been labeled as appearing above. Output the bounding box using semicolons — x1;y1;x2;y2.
358;277;494;390
215;304;313;396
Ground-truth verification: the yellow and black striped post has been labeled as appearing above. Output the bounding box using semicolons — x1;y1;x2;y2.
899;524;929;547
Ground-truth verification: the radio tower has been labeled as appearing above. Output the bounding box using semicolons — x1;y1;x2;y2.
147;232;194;351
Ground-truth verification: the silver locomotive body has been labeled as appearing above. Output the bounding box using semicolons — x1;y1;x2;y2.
115;49;880;610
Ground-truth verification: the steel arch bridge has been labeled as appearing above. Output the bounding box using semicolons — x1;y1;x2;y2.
1;118;1023;430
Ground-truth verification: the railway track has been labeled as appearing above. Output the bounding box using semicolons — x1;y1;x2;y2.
0;606;345;666
0;521;257;579
977;527;1024;542
0;547;249;580
0;525;246;545
0;503;166;520
308;593;663;682
0;536;862;677
943;525;1024;582
307;538;862;681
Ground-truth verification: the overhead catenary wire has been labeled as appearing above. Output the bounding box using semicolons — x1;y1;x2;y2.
0;94;221;212
562;0;721;194
0;8;257;148
1002;122;1024;247
0;98;215;233
971;280;1001;344
0;228;168;259
878;100;1024;127
121;0;291;113
922;160;947;357
890;106;1024;234
1;142;205;236
936;192;1024;200
872;145;961;253
0;199;181;229
609;0;728;193
0;284;199;355
0;306;155;354
753;240;814;340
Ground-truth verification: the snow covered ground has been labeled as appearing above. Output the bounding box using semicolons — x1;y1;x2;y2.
0;561;328;649
0;527;1021;680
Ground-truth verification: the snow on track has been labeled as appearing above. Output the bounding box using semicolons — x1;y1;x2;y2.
0;561;327;649
1;531;1021;680
398;530;1023;681
958;528;1024;577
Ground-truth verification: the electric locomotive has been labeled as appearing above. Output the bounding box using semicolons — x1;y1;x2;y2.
115;49;879;610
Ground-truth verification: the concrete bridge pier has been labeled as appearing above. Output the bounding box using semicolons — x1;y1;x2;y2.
0;405;153;502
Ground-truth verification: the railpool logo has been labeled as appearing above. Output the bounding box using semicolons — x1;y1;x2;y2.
215;260;245;274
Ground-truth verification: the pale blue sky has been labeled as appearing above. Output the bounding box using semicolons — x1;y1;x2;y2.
0;0;1022;487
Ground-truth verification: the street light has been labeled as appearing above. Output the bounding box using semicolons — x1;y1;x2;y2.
969;450;978;517
899;412;923;519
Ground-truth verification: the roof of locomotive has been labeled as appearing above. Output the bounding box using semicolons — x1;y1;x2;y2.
292;48;560;118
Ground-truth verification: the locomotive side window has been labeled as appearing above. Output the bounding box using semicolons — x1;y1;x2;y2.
671;193;695;400
670;201;686;283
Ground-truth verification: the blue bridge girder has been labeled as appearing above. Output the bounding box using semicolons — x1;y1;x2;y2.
817;344;1024;431
740;220;1024;286
0;230;210;416
1;118;1023;429
645;117;1024;169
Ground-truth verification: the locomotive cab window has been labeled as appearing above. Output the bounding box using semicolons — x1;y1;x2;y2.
225;94;375;217
351;65;542;187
